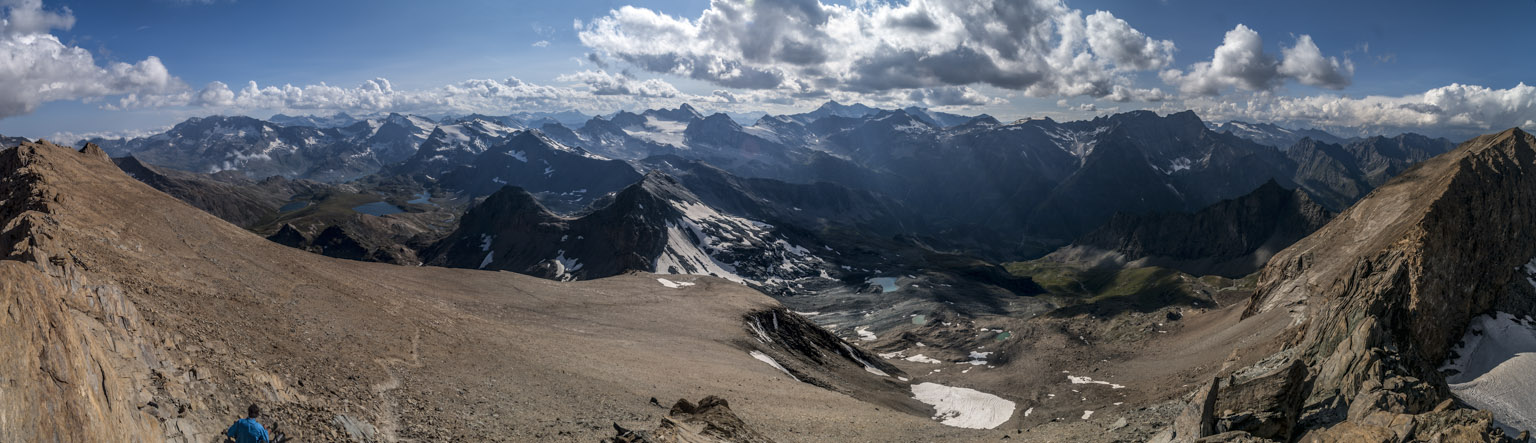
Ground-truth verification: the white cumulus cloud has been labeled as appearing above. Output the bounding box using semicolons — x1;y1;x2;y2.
110;74;742;117
905;86;1006;107
1084;10;1175;70
1179;83;1536;137
1161;24;1352;96
555;70;681;97
1277;35;1354;90
576;0;1174;102
0;0;185;119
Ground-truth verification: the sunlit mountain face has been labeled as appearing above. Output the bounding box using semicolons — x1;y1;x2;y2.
3;1;1533;441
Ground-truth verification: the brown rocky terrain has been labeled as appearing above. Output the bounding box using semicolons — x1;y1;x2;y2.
0;140;968;441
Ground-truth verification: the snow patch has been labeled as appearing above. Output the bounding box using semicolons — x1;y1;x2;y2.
905;354;941;364
855;326;877;341
552;250;583;281
656;278;696;289
477;252;494;270
1067;375;1125;389
910;382;1016;429
1167;157;1192;173
655;221;749;284
747;318;772;343
749;351;798;381
839;342;889;377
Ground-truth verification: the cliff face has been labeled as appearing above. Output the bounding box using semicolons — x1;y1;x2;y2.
1230;129;1536;440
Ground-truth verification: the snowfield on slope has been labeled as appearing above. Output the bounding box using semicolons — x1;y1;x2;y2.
1440;311;1536;437
652;199;824;287
910;382;1016;429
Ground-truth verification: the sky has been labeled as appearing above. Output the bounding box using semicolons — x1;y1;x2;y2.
0;0;1533;141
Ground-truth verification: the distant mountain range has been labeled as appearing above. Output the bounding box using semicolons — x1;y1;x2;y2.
52;102;1454;267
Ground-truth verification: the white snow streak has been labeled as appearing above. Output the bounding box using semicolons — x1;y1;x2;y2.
749;350;798;381
1067;375;1125;389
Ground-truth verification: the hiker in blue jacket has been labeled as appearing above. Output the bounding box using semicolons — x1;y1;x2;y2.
226;404;270;443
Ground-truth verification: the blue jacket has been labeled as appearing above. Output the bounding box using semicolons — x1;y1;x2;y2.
226;418;269;443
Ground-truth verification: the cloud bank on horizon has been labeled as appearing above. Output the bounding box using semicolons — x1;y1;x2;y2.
1;0;1533;138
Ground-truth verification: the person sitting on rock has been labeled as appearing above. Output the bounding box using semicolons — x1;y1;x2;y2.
225;404;270;443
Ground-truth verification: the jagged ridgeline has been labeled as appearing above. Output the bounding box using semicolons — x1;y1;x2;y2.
96;106;1454;262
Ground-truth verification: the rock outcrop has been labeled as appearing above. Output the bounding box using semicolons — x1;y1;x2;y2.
1209;128;1536;441
604;396;777;443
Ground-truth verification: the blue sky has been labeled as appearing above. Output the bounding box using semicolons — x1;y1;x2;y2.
1;0;1533;140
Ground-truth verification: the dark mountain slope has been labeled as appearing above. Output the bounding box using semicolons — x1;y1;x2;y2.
112;155;325;228
640;155;912;236
431;130;641;211
423;172;832;290
1025;133;1187;241
1060;180;1334;277
1285;138;1371;210
1286;134;1456;210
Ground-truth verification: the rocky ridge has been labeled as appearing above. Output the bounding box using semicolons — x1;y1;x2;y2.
1167;129;1536;441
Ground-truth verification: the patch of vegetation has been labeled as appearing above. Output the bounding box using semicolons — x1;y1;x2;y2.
1003;259;1244;315
251;190;381;233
